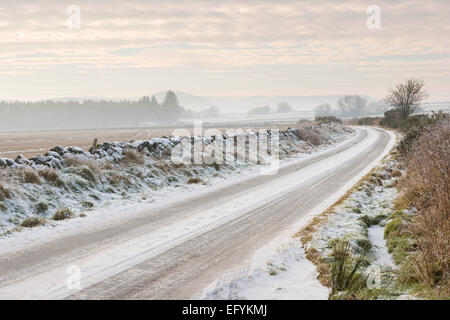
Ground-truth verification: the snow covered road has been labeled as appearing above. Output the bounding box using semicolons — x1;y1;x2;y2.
0;126;395;299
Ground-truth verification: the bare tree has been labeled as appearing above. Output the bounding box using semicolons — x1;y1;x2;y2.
314;103;332;117
352;95;368;116
337;95;367;117
385;79;428;119
248;106;271;115
276;102;293;113
337;96;353;115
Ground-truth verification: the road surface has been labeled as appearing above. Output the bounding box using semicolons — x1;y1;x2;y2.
0;126;394;299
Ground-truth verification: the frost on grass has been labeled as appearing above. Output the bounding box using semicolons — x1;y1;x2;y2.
0;124;353;235
301;156;406;299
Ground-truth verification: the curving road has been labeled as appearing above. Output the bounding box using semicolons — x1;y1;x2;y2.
0;126;394;300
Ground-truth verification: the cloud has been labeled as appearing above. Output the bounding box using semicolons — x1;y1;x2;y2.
0;0;449;99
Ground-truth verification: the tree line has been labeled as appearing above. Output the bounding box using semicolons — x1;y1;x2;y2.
314;80;429;119
0;91;219;131
314;95;390;118
247;102;294;115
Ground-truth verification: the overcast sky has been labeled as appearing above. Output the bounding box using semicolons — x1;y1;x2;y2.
0;0;449;101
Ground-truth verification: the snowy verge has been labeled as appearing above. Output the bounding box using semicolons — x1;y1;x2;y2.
299;131;408;299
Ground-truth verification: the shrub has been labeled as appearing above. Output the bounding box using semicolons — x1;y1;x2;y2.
397;112;448;155
402;115;450;293
298;128;326;145
357;117;381;126
315;116;342;125
398;127;423;156
52;208;73;221
380;109;402;129
380;110;446;135
248;106;271;115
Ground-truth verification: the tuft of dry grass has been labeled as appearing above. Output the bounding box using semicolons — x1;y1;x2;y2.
298;128;326;146
329;239;369;295
36;202;49;213
19;167;41;184
66;166;97;184
38;168;65;188
0;184;12;201
305;247;331;287
51;208;73;221
120;148;144;165
105;171;132;187
21;217;46;228
98;160;114;170
64;156;100;173
153;161;173;174
295;211;332;246
187;177;204;184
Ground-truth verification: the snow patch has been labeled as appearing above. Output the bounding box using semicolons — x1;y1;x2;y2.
203;239;328;300
368;225;394;267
